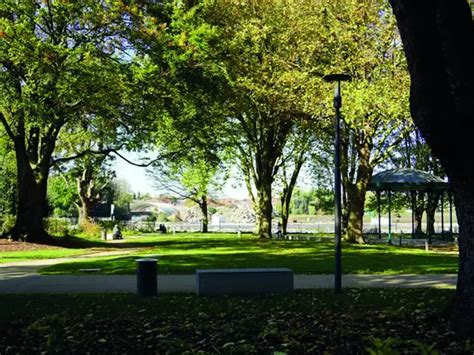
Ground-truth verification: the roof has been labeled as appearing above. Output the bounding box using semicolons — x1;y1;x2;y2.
368;168;449;192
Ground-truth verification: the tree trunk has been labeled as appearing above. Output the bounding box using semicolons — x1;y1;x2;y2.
414;192;425;235
78;196;94;224
11;145;51;243
200;195;208;233
280;154;305;235
77;164;98;225
345;145;373;244
451;177;474;336
426;192;440;237
256;181;273;239
346;168;372;244
390;0;474;335
280;189;290;235
346;191;366;244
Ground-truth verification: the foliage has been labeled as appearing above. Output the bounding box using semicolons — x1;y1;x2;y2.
290;188;334;215
0;0;141;241
44;218;74;238
0;214;15;235
0;132;16;216
47;175;78;217
78;218;101;239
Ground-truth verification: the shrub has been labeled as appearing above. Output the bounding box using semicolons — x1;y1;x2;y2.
79;218;102;238
0;214;16;235
45;218;74;238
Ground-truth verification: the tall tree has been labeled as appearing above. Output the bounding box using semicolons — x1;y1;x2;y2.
0;1;133;242
314;0;412;243
202;0;326;238
389;0;474;334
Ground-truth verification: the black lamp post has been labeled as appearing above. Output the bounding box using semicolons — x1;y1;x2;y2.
323;73;352;294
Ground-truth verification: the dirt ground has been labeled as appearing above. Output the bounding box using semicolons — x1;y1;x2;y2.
0;239;61;253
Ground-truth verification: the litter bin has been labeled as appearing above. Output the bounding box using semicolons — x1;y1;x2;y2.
136;258;157;297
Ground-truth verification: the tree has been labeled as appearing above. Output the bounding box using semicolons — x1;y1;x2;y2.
149;158;225;233
201;0;326;238
277;126;314;235
0;1;133;242
389;0;474;334
312;0;412;243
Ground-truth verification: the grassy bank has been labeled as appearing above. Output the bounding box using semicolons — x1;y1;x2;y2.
40;233;458;275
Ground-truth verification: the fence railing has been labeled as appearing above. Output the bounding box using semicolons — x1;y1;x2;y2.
119;221;460;235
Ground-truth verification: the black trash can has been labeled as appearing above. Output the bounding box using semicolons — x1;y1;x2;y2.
136;258;157;297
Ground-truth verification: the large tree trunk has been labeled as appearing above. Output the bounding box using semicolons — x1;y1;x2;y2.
345;144;373;244
200;195;208;233
11;144;51;243
256;181;272;239
346;190;366;244
78;195;94;224
390;0;474;335
426;192;441;237
77;170;97;225
414;192;425;235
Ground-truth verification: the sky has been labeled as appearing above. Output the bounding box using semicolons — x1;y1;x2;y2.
112;151;249;199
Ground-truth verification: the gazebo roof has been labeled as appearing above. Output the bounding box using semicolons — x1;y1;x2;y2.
368;168;449;192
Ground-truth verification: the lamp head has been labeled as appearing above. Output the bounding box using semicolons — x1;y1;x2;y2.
323;74;352;83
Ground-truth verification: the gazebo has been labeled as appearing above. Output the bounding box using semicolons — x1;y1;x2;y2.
368;168;452;244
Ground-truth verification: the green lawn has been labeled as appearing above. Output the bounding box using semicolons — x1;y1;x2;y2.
0;289;468;353
40;233;459;275
0;248;89;264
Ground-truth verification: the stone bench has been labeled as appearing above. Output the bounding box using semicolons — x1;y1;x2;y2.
195;268;294;296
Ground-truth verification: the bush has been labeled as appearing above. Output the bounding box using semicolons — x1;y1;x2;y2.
45;218;74;238
0;214;16;235
79;219;102;238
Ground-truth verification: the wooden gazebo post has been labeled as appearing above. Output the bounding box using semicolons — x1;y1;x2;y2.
387;190;392;245
440;192;445;239
410;191;416;238
377;191;382;239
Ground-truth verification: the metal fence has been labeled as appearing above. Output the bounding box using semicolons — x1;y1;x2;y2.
120;220;460;235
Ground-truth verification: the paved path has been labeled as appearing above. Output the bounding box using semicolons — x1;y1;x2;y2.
0;256;457;294
0;273;456;294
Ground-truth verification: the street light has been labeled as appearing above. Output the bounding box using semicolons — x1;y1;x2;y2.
323;73;352;294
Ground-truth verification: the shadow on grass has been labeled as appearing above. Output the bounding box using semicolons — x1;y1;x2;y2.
41;245;459;275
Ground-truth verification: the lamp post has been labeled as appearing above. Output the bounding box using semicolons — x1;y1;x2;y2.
323;73;352;294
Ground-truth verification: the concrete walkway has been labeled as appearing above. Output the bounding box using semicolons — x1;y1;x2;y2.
0;255;457;294
0;273;456;294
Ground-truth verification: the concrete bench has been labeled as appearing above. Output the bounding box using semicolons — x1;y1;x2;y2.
196;268;294;296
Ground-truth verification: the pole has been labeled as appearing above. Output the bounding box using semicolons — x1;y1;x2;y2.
334;80;342;294
411;191;416;238
324;73;351;294
449;190;453;237
377;191;381;239
441;192;445;240
388;191;392;245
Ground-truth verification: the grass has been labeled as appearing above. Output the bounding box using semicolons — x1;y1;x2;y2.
0;289;469;353
40;233;459;275
0;248;89;264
